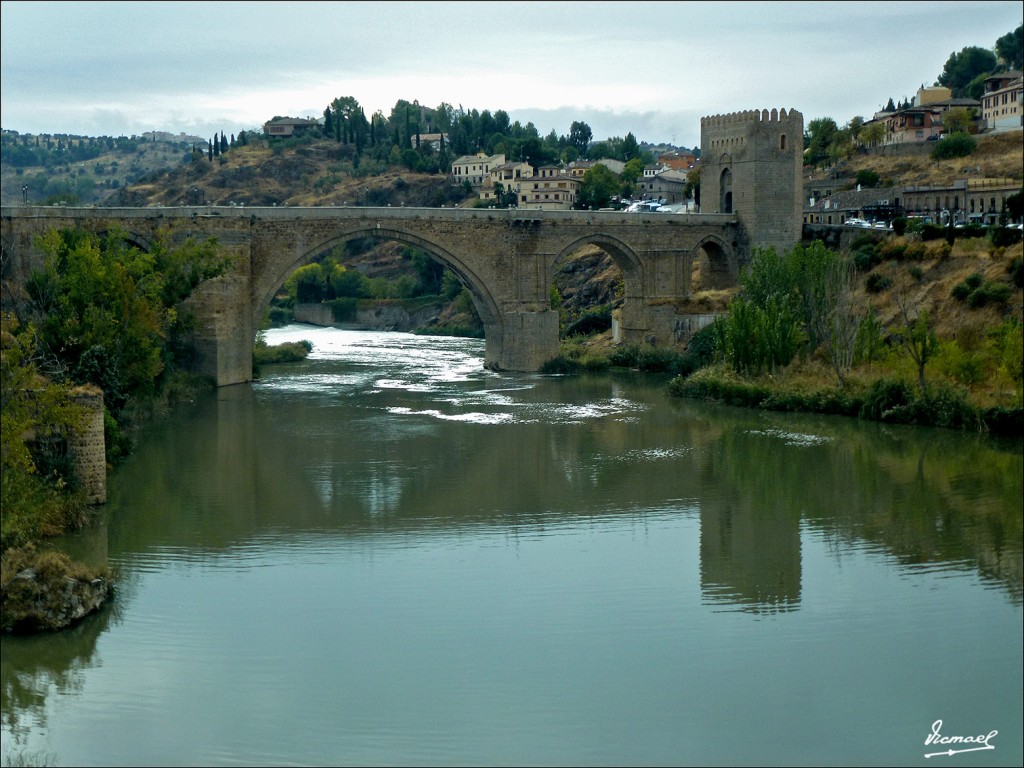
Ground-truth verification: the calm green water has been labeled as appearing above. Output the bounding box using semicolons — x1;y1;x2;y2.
2;325;1022;767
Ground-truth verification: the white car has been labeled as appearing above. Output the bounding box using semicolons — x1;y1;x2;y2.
844;218;870;227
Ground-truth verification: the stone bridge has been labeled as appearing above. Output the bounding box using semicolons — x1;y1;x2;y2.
2;107;803;385
2;205;745;384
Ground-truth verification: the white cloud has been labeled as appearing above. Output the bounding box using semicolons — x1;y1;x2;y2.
2;1;1021;146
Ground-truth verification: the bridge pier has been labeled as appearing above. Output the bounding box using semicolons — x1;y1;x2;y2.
486;309;560;371
183;274;254;386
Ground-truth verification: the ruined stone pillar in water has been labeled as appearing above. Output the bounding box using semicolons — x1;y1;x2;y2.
69;385;107;505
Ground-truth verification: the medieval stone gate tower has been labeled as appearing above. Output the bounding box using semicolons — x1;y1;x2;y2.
700;108;803;261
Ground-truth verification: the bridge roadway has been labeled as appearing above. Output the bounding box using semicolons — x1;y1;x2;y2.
1;204;742;383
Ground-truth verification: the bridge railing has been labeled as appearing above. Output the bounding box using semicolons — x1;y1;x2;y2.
3;205;737;227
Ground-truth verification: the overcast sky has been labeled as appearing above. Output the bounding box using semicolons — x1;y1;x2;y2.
2;1;1021;148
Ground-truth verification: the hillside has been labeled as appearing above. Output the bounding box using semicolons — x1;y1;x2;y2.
811;131;1023;189
121;141;468;209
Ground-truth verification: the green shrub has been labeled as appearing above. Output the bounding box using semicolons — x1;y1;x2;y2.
892;217;907;236
609;343;686;373
253;339;312;365
908;266;924;281
903;241;927;259
326;297;359;322
951;281;972;301
989;226;1023;247
540;356;584;374
563;306;612;338
268;306;293;326
1009;256;1023;288
930;132;976;160
865;273;892;293
859;378;913;420
853;245;882;272
878;239;907;260
967;281;1013;308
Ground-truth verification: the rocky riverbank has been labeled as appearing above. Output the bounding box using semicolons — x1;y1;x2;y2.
1;549;112;633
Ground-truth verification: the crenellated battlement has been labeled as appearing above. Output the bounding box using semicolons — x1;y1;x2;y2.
701;108;802;128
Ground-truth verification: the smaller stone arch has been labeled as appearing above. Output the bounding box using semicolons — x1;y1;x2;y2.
93;227;156;254
691;234;737;291
551;233;645;297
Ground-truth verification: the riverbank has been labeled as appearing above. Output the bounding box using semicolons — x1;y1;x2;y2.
669;361;1022;436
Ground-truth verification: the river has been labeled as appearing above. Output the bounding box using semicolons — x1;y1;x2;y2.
2;325;1021;767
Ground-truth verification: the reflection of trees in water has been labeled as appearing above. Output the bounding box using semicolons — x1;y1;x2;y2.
1;598;118;759
683;401;1023;608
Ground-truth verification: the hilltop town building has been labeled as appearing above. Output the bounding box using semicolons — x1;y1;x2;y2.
981;71;1023;133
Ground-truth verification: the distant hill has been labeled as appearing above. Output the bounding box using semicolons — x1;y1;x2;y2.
0;131;201;207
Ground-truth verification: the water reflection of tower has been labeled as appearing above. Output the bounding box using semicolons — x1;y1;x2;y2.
698;484;802;614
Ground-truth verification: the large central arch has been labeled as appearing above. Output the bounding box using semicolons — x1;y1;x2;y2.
254;225;503;331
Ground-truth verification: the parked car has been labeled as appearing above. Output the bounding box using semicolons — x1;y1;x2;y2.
844;218;870;228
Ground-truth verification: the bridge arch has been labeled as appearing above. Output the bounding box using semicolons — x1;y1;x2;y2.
691;233;737;291
551;233;644;284
95;228;156;253
254;224;504;337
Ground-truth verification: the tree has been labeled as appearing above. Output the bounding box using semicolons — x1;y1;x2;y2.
855;169;880;188
942;107;974;135
995;24;1023;70
568;121;592;156
621;157;645;185
686;167;700;209
937;46;997;97
291;263;328;304
894;293;939;395
859;121;885;149
1;312;87;548
25;228;228;419
805;117;838;166
622;132;640;161
577;163;620;210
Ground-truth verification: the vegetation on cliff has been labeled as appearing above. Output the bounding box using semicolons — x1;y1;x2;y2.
1;228;231;631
